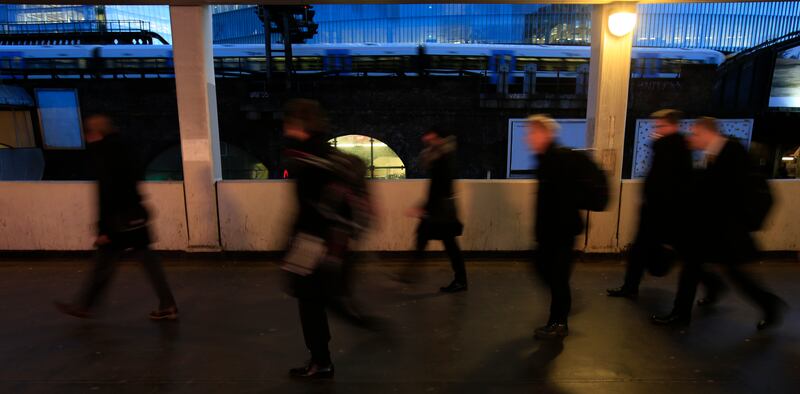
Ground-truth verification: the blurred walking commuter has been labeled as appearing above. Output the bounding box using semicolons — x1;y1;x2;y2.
652;117;787;329
527;115;608;339
607;109;723;300
55;114;177;321
281;99;377;379
402;126;468;293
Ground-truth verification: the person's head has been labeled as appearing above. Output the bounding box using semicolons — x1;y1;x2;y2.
83;114;117;143
650;109;683;137
421;126;450;147
283;99;328;141
688;117;721;150
525;114;560;154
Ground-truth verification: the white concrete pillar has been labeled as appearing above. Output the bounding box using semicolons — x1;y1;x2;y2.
170;5;222;251
585;2;637;252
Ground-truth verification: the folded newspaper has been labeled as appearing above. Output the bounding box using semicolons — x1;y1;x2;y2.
281;233;328;276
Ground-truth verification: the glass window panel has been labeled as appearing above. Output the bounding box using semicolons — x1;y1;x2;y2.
329;134;406;179
36;89;83;149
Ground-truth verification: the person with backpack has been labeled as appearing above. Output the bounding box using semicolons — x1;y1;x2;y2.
608;109;724;300
281;99;377;379
651;117;787;329
403;126;468;293
526;114;608;339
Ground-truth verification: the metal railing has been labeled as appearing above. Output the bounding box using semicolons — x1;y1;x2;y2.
0;20;153;35
719;29;800;72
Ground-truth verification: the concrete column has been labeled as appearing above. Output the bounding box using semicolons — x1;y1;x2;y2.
585;2;636;252
170;5;222;251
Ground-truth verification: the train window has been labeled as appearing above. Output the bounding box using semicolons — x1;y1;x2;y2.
220;58;240;69
536;58;565;72
350;56;404;73
272;57;286;72
296;56;322;71
329;134;406;180
430;55;488;71
515;57;540;71
53;59;78;69
463;56;488;70
351;56;374;71
244;57;265;72
2;57;25;70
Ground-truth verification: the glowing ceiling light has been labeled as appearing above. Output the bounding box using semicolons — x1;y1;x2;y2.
608;12;636;37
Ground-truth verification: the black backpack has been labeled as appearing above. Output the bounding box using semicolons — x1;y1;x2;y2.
742;169;773;231
327;150;374;237
571;149;610;212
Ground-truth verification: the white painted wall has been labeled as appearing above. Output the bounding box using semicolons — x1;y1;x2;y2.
1;180;798;252
217;180;593;252
0;182;188;250
217;181;298;251
617;180;644;250
617;180;800;252
218;180;539;251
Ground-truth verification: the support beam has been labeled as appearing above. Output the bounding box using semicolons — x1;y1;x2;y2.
170;5;222;251
585;2;636;252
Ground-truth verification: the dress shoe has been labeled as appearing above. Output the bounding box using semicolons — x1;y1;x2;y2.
697;295;719;307
149;306;179;321
651;311;690;326
289;361;335;379
440;280;468;293
534;323;568;339
54;301;92;319
697;286;727;307
607;286;638;299
757;300;789;331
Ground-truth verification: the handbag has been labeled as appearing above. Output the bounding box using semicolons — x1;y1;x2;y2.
645;243;677;277
281;233;328;277
110;205;149;233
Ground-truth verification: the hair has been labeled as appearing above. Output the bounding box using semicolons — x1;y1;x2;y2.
423;125;451;138
650;109;684;126
283;98;329;135
83;113;117;136
526;114;560;134
694;116;720;133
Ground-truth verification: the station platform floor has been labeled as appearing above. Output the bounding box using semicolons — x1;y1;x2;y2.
0;256;797;394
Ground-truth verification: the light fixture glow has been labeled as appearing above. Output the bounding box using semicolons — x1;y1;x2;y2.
608;12;637;37
782;157;796;162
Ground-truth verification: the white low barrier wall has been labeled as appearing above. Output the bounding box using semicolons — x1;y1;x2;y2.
1;180;798;252
217;180;540;251
0;182;188;251
617;180;800;252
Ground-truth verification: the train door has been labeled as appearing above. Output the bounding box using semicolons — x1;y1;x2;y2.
489;50;515;85
323;49;352;74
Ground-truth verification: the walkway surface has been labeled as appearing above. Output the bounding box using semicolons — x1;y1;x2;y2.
0;257;797;393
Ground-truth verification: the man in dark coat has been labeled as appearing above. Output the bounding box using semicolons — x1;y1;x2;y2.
405;127;467;293
652;117;787;329
55;114;177;321
608;109;722;299
282;99;379;379
528;115;589;339
281;99;339;379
